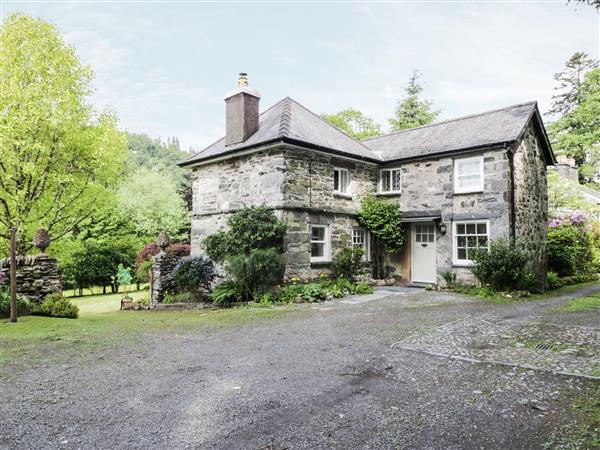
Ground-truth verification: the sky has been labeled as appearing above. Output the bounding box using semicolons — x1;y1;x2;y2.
1;1;599;153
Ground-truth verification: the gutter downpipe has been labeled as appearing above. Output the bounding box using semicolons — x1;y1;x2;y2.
506;142;517;243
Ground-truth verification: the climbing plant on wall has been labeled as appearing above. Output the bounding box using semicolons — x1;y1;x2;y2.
357;195;405;279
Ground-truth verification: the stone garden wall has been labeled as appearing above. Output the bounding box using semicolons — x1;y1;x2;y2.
150;251;186;308
0;254;62;302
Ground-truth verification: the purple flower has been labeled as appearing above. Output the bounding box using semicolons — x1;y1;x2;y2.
569;210;588;226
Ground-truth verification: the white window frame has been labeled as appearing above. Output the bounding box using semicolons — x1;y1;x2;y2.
379;168;402;194
310;224;331;263
352;227;370;262
454;156;484;194
333;167;350;195
452;219;490;266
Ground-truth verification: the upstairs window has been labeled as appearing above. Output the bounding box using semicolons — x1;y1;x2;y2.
310;224;330;263
380;168;402;193
352;227;370;261
454;156;484;193
453;220;489;264
333;168;349;194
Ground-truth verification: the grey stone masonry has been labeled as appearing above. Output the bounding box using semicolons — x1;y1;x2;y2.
150;251;185;308
0;254;62;302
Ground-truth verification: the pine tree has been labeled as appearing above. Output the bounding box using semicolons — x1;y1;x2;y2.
547;52;598;117
388;70;440;132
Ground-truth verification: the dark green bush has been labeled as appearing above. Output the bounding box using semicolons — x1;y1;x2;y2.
469;239;530;291
135;259;153;283
210;281;244;306
332;247;364;281
224;248;284;302
547;271;564;290
548;224;595;277
353;282;374;295
173;256;217;294
203;206;287;262
38;293;79;319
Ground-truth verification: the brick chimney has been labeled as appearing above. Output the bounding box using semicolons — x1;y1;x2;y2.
224;73;261;145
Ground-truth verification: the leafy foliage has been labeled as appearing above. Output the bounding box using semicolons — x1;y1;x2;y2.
548;218;595;277
116;264;133;287
135;259;153;283
440;271;458;288
203;206;287;262
0;14;127;254
224;248;284;302
210;281;244;306
136;243;161;269
173;256;217;294
118;168;188;239
321;108;382;140
0;288;30;317
388;70;440;132
469;239;530;291
357;195;405;253
332;246;364;280
38;293;79;319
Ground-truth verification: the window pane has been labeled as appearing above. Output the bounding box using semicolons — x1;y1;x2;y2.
466;223;476;234
392;170;401;191
333;170;339;191
477;223;487;234
311;226;325;241
311;242;324;257
381;171;390;191
478;236;488;247
457;236;466;247
458;159;480;174
457;248;467;260
428;232;435;243
467;236;477;247
457;224;465;234
340;171;348;193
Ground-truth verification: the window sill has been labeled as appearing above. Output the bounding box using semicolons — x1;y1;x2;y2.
333;193;353;199
452;261;474;267
377;191;402;196
310;260;332;266
453;190;484;196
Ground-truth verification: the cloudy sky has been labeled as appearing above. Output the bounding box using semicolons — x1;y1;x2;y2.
2;1;598;152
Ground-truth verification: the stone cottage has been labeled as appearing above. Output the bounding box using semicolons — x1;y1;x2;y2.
180;74;555;285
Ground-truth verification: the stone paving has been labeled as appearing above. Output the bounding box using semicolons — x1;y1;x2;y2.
394;316;600;379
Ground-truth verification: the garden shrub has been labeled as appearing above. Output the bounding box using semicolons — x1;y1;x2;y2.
547;271;564;290
357;195;405;253
548;212;596;277
203;206;287;262
132;295;150;310
332;247;364;280
0;288;31;317
469;239;530;291
210;281;244;306
163;292;200;304
276;285;303;303
440;271;457;288
225;248;284;302
173;256;217;294
353;282;374;295
135;243;160;269
136;259;153;283
38;293;79;319
165;243;191;259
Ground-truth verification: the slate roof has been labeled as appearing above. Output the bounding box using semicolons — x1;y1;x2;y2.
180;98;554;167
180;97;380;166
362;101;550;162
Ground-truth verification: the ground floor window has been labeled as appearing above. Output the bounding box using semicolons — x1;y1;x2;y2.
453;220;489;264
310;224;330;263
352;227;370;261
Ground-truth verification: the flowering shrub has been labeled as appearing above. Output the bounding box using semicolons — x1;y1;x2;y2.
165;243;191;259
173;256;217;293
135;243;161;269
548;211;596;277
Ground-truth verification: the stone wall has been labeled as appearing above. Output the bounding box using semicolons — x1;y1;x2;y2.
513;122;549;282
150;251;184;308
0;254;62;302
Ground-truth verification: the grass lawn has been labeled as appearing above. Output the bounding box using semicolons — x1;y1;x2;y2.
554;290;600;313
0;290;294;365
63;283;149;298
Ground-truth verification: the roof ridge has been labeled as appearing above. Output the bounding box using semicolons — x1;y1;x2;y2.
278;97;292;137
362;100;538;142
284;96;382;160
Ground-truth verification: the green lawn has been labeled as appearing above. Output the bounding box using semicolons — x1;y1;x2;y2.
554;290;600;313
0;290;294;365
64;284;149;298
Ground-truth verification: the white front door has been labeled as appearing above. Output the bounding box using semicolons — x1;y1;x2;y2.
411;222;437;283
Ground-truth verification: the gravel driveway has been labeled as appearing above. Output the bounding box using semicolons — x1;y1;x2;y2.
1;286;599;449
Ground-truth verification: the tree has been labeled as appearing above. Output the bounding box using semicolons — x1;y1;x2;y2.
547;52;598;117
117;168;188;238
321;108;382;140
547;171;600;217
567;0;600;10
0;14;127;254
548;66;600;178
388;70;440;132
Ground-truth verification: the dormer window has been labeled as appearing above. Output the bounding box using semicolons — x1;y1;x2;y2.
379;168;402;194
333;168;349;194
454;156;484;193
